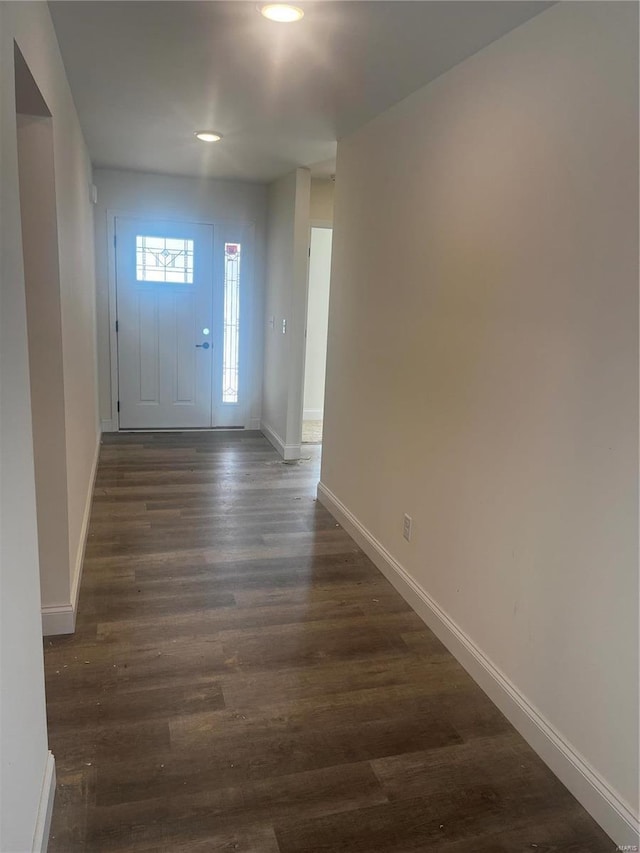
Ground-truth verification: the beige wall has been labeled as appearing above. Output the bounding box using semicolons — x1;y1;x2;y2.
262;168;311;458
310;178;334;224
321;2;638;844
1;0;99;847
93;168;268;432
57;110;100;614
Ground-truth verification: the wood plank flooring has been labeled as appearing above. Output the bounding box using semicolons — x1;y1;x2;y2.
44;432;615;852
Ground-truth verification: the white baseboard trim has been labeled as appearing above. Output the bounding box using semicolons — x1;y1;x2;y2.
41;604;75;636
32;751;55;853
303;408;323;421
317;480;639;848
42;431;101;637
260;421;301;461
70;432;101;610
103;418;264;433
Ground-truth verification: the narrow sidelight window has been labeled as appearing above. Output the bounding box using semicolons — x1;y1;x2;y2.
222;242;241;403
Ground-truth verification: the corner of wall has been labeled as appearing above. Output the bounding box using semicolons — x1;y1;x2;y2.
260;420;301;461
31;751;55;853
42;426;101;636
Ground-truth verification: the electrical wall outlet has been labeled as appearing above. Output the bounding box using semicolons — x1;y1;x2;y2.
403;514;412;542
282;318;287;334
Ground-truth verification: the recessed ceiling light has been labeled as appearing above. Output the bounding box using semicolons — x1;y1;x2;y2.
195;131;222;143
259;4;304;23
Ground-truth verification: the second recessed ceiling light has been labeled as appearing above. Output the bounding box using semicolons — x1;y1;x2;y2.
260;4;304;23
195;131;223;143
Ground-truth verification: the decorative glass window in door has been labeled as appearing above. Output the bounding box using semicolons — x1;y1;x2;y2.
222;243;241;403
136;236;194;283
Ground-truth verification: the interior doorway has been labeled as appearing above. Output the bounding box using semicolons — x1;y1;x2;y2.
15;43;72;623
302;225;332;444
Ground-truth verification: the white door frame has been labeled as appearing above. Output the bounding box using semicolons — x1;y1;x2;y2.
104;209;256;431
298;219;333;438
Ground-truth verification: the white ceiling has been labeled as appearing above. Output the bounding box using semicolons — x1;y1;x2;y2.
48;1;551;183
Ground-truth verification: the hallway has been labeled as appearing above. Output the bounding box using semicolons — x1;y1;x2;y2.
43;433;613;851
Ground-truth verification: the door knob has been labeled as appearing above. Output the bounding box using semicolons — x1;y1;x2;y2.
196;342;210;349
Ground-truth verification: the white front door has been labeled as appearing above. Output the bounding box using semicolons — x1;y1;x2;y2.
116;218;213;428
116;216;250;429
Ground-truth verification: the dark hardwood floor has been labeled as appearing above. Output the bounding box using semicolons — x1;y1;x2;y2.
44;431;614;852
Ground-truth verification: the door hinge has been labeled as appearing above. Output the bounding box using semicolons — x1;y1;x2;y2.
308;247;311;257
117;400;120;413
113;234;117;249
115;320;119;333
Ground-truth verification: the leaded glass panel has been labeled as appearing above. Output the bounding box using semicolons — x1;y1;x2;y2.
136;235;194;283
222;243;241;404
